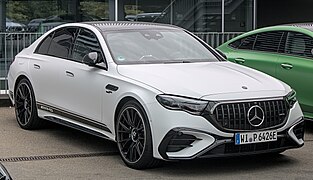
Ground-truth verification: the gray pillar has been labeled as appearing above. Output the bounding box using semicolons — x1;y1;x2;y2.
0;0;6;32
109;0;125;21
0;0;6;60
109;0;115;21
68;0;79;21
117;0;124;21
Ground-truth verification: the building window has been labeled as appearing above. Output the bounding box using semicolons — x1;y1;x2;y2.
224;0;253;32
6;0;109;33
121;0;222;32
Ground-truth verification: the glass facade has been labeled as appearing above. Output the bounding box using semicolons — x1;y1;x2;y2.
3;0;254;33
5;0;109;33
120;0;253;32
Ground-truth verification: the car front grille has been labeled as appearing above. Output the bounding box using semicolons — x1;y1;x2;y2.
210;99;289;131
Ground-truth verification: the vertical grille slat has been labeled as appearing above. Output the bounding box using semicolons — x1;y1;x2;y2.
272;101;276;126
242;103;247;130
232;104;236;129
221;105;225;126
268;101;272;126
212;99;288;131
238;104;241;129
227;104;231;128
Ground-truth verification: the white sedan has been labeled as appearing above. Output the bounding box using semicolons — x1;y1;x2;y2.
8;22;304;169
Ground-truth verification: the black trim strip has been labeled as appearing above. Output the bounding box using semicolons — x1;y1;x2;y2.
43;116;111;140
37;102;112;133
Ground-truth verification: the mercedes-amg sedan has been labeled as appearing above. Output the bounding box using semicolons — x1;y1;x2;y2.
8;22;304;169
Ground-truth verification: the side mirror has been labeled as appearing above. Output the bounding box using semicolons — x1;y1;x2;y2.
0;163;12;180
215;49;228;60
83;52;99;66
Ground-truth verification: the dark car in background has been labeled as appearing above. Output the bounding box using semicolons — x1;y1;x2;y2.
6;18;26;32
27;18;45;32
38;14;100;33
125;12;165;22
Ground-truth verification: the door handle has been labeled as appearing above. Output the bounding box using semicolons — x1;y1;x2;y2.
234;58;245;64
65;71;74;77
281;63;293;70
33;64;40;69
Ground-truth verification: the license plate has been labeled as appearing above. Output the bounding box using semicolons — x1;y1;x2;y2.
235;130;277;145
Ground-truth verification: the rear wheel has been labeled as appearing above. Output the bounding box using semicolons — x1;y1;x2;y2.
116;100;160;169
14;78;44;129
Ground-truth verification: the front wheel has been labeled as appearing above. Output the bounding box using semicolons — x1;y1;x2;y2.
116;100;160;169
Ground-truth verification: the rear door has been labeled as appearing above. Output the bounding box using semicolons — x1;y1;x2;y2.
57;28;110;129
276;31;313;117
30;28;77;107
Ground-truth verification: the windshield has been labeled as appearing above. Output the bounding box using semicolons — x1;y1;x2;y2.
104;29;218;64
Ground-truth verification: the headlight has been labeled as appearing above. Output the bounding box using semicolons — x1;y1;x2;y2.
286;89;297;108
156;94;208;115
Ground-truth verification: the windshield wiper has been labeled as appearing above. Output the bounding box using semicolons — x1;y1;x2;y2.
162;60;191;64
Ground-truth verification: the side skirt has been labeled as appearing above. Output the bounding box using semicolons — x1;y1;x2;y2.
37;102;113;141
43;116;112;140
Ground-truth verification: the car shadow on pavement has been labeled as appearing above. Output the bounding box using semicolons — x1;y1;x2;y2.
41;122;119;153
45;121;302;175
146;153;299;176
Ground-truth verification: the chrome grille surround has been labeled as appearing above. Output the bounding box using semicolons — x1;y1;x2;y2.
203;97;289;132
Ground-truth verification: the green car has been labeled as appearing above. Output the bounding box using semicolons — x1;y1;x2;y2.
217;24;313;120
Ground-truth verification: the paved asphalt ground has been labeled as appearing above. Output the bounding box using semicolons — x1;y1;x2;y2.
1;106;313;180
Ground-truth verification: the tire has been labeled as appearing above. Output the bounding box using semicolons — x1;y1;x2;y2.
116;100;160;169
14;78;44;129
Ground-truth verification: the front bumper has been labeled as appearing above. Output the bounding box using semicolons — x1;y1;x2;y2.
158;119;304;160
148;101;304;160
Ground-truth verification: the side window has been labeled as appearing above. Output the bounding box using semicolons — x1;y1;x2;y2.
285;32;313;59
71;28;105;63
254;31;284;53
229;35;256;50
47;27;77;59
35;33;53;55
278;32;288;53
228;39;241;48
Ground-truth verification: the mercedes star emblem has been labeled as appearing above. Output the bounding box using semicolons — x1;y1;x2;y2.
247;105;265;127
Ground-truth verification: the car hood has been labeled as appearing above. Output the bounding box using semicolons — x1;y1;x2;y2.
117;62;289;100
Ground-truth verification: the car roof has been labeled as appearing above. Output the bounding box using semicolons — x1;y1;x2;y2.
219;23;313;46
83;21;182;32
285;23;313;32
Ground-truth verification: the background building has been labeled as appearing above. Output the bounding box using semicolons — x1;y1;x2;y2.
0;0;313;94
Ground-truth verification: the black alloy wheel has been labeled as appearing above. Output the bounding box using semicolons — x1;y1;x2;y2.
116;100;160;169
14;79;43;129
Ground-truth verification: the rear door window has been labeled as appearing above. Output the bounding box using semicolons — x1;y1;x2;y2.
35;33;54;55
254;31;284;53
285;32;313;59
47;27;78;59
229;35;256;50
